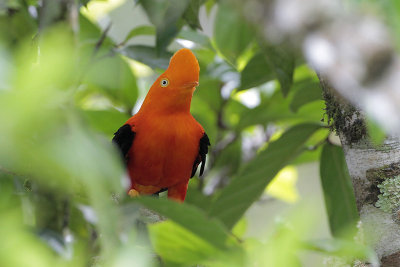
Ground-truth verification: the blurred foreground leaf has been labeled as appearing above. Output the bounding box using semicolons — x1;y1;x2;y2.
304;239;378;265
135;197;231;249
246;204;317;267
0;189;62;267
0;28;124;260
149;221;232;265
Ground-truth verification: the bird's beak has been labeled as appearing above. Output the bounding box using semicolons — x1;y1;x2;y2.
183;81;199;89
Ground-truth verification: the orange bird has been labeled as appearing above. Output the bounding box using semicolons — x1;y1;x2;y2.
112;48;210;202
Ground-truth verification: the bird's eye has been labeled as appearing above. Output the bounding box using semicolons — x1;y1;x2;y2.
160;78;169;87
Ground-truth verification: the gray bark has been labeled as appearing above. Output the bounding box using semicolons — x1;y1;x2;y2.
321;78;400;266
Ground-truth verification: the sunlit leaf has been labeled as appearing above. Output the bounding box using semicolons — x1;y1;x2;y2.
205;0;216;14
135;197;231;249
366;117;386;145
149;220;245;266
149;221;223;264
291;127;330;165
265;166;299;203
290;79;322;112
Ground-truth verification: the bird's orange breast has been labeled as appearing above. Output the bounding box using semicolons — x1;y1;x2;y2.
126;113;203;191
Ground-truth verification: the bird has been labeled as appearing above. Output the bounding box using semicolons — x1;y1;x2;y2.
112;48;210;202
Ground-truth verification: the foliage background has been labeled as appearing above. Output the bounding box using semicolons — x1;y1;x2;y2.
0;0;394;266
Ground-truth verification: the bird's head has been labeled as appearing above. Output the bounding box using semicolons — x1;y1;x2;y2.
140;48;200;113
158;48;200;91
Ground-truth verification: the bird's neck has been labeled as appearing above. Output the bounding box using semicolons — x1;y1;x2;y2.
139;88;194;115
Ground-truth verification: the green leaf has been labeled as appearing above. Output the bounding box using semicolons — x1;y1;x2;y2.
303;239;378;265
205;0;216;14
209;123;321;229
261;44;295;97
78;14;114;56
214;2;253;64
79;14;101;42
80;0;91;6
119;45;172;69
366;117;386;146
184;187;213;211
191;96;218;144
138;0;189;52
239;52;275;90
148;221;223;265
82;109;130;137
149;220;245;266
236;91;324;130
120;25;155;46
0;6;36;45
183;0;203;30
320;143;359;238
135;197;230;249
194;78;222;111
213;138;242;175
2;0;21;9
84;55;138;109
224;99;250;128
291;128;329;165
178;29;211;48
290;79;322;112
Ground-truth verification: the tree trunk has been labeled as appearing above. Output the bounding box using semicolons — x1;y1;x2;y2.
320;77;400;266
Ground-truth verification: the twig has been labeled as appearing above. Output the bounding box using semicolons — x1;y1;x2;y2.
92;22;112;59
306;137;329;151
0;166;19;176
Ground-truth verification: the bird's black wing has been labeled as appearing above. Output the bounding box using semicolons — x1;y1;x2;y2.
191;133;211;178
112;124;135;164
